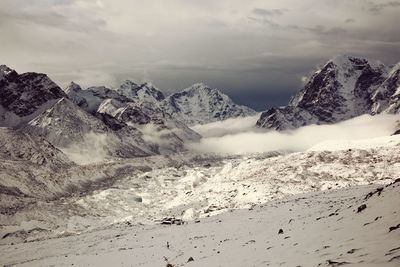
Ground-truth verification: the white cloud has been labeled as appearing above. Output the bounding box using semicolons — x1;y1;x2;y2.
190;114;260;138
187;114;399;154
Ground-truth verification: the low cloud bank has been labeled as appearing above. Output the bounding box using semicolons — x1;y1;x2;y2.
187;114;399;154
190;114;261;138
61;132;111;164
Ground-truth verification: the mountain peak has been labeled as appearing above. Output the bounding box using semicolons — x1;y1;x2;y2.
0;65;18;80
185;82;213;91
117;80;164;103
142;81;154;87
257;55;395;130
0;64;14;74
162;83;256;125
64;81;82;94
120;79;139;88
327;54;386;72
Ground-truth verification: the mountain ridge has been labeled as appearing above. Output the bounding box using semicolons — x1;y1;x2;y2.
256;54;399;130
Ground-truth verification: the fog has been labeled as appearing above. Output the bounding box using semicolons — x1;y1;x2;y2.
190;114;261;138
187;114;399;154
61;132;110;164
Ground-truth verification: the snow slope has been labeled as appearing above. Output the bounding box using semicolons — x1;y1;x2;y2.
1;181;399;267
162;83;256;125
308;134;400;151
1;136;398;243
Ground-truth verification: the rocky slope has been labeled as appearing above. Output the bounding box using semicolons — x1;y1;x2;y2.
0;127;71;166
0;127;73;209
256;55;399;130
0;65;66;128
162;83;256;125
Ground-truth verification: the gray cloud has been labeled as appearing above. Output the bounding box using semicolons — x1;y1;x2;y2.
0;9;106;33
252;8;288;17
367;1;400;14
0;0;399;111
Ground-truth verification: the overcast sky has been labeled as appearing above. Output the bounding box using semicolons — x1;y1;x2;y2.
1;0;400;110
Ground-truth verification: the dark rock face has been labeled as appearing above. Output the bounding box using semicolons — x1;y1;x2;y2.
117;104;153;125
94;112;126;131
255;106;317;130
257;55;398;131
0;65;66;126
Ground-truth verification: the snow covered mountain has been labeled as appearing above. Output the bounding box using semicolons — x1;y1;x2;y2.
256;55;399;130
161;83;256;125
0;66;198;162
67;81;256;126
0;65;66;127
23;98;153;160
65;82;200;154
116;80;165;104
65;83;129;114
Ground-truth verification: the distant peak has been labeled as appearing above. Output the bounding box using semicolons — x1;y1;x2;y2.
0;64;16;75
324;54;387;72
190;82;209;88
328;54;362;65
183;83;215;93
64;81;82;94
141;81;157;88
327;54;385;70
121;79;139;87
68;81;81;88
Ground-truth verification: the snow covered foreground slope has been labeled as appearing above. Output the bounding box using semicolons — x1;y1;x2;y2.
1;180;399;267
256;55;400;130
0;134;399;266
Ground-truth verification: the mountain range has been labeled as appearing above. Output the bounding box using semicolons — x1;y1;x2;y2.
0;64;256;162
1;54;399;164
